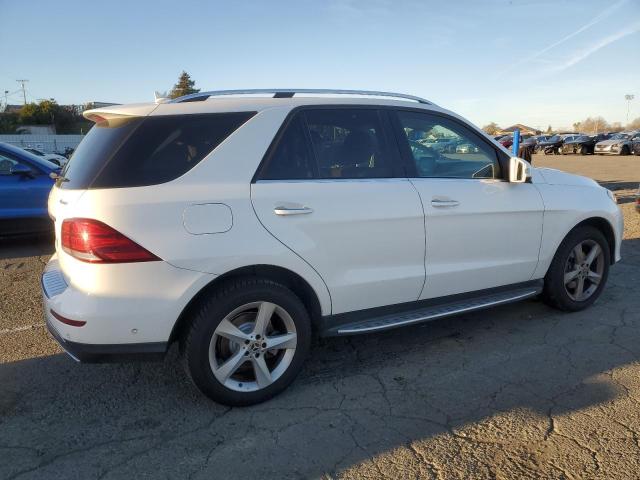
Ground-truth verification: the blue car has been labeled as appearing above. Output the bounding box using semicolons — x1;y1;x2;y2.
0;142;59;236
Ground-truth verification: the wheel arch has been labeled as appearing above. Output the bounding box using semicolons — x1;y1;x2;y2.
544;216;616;277
571;217;616;262
169;264;323;344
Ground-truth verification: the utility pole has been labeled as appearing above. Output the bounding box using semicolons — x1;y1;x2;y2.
625;94;635;123
2;90;8;112
16;79;28;105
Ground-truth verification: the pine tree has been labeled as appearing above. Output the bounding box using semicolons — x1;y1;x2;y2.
169;71;200;99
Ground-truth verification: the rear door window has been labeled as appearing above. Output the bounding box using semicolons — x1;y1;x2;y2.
305;109;395;179
257;108;399;181
61;112;255;189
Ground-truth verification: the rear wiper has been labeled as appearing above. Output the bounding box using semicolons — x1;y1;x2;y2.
49;172;69;183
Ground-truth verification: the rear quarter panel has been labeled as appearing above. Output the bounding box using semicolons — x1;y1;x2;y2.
55;106;333;316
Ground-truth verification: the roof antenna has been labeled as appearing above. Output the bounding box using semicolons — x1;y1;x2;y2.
154;91;170;104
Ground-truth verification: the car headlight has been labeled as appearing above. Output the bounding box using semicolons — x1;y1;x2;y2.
611;143;619;148
606;189;617;204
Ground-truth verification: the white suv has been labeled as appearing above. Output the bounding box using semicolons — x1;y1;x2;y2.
42;89;623;405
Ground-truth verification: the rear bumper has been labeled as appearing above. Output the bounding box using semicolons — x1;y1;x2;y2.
45;315;166;363
41;253;214;362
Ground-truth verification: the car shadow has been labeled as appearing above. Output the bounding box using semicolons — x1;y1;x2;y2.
0;234;54;260
1;239;639;479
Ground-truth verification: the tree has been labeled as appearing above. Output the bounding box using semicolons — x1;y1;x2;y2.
18;99;76;133
546;125;553;134
481;122;500;135
0;112;19;133
626;117;640;130
571;116;609;134
169;71;200;99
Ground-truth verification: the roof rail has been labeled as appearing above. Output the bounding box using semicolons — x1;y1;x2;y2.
170;89;432;105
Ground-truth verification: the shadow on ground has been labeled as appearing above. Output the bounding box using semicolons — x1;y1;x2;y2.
0;235;54;260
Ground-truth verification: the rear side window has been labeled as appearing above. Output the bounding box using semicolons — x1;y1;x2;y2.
61;112;255;189
305;109;394;179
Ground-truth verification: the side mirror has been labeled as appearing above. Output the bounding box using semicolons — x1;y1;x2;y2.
10;163;33;177
508;157;530;183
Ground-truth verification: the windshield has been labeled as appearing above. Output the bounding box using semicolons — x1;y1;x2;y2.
610;133;629;140
547;136;561;142
574;136;590;141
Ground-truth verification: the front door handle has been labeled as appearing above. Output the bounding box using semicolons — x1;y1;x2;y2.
431;199;459;207
274;206;314;216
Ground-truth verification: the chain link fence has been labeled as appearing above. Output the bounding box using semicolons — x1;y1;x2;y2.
0;134;84;155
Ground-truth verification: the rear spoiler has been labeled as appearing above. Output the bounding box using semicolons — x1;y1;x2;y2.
83;103;159;123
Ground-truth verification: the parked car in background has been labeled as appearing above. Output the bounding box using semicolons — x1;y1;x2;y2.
521;135;549;152
595;132;639;155
636;185;640;213
561;134;611;155
498;136;514;148
455;142;479;154
0;142;57;236
41;89;622;406
538;135;566;155
632;136;640;156
23;147;69;167
418;137;459;153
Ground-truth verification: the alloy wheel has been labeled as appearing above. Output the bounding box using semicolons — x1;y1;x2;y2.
563;239;605;302
209;301;297;392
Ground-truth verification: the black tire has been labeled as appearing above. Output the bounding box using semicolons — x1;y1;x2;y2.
181;278;311;406
542;226;610;312
580;145;588;155
620;145;630;156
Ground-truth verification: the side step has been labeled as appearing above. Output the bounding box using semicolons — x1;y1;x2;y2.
331;286;541;336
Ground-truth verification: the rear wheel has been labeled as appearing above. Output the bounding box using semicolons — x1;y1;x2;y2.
621;145;630;156
580;145;588;155
181;278;311;406
542;226;610;311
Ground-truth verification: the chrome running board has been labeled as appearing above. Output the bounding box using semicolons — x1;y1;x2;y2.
332;286;541;335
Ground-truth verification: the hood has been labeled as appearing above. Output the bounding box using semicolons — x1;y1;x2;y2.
536;168;600;188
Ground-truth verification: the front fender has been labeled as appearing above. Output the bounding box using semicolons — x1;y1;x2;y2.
532;184;622;279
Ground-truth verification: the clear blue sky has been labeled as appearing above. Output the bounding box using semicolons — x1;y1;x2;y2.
1;0;639;130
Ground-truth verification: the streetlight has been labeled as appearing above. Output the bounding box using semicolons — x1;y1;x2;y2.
625;94;635;123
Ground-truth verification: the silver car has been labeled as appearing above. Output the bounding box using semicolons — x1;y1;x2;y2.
594;132;639;155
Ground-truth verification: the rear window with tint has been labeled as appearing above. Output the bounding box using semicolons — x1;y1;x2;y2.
60;112;255;189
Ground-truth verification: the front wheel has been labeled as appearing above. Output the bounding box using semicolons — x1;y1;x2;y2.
542;226;610;311
620;145;630;156
181;278;311;406
580;145;588;155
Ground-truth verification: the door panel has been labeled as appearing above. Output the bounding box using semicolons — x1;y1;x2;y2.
390;108;544;299
251;179;425;314
412;178;544;299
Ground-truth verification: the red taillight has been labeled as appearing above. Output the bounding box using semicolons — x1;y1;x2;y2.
61;218;160;263
50;309;86;327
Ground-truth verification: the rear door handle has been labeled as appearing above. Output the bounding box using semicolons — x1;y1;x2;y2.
431;199;459;207
274;206;314;216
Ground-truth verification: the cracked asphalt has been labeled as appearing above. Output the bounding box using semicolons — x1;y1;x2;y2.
1;154;639;479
